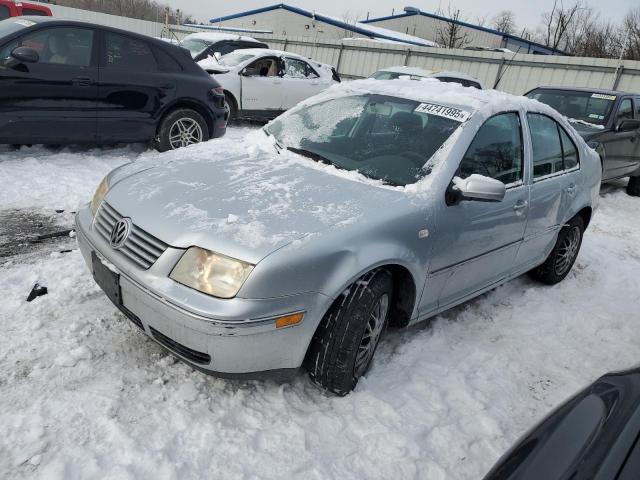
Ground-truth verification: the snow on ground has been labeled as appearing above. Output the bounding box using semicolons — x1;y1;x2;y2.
1;130;640;480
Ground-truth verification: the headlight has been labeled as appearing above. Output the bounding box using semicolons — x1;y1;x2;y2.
90;176;109;215
169;247;254;298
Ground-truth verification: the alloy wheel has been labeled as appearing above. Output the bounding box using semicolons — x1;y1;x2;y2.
354;293;390;378
168;118;203;149
554;226;581;276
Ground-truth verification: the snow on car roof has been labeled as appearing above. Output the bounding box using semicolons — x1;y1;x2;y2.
225;48;333;68
182;32;259;43
376;66;482;84
304;78;553;116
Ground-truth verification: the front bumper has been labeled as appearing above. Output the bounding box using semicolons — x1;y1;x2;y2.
75;206;329;379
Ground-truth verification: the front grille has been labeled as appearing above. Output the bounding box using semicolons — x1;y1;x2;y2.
150;327;211;365
94;202;168;270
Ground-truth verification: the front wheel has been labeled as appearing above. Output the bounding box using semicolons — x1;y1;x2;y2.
627;176;640;197
155;109;209;152
529;216;584;285
306;269;393;396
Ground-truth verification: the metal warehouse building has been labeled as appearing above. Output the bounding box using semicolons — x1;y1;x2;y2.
208;4;438;47
361;8;563;55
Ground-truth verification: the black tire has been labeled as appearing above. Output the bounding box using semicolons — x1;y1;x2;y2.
306;269;393;396
529;216;584;285
224;93;238;123
627;176;640;197
155;108;209;152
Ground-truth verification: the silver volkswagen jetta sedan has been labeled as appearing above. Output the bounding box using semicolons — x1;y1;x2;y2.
76;79;601;395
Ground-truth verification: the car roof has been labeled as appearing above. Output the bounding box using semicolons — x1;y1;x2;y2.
376;66;482;84
9;16;184;50
182;32;260;43
329;78;555;116
531;86;633;96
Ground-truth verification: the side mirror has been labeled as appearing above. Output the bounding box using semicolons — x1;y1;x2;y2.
616;119;640;132
11;46;39;64
450;174;506;203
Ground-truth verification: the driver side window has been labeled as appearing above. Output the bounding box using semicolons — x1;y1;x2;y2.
243;57;280;77
457;112;524;185
1;27;94;67
617;99;634;122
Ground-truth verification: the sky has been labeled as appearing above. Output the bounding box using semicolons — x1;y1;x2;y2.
167;0;637;30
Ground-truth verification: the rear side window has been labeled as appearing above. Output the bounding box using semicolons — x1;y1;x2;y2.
103;32;156;72
528;113;579;179
0;5;10;20
153;47;182;72
458;112;524;185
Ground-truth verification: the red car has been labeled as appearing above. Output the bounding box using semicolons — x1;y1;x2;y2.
0;0;52;19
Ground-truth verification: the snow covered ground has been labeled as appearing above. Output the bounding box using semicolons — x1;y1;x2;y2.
1;129;640;480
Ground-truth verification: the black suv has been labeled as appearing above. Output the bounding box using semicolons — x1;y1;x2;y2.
526;87;640;196
179;32;268;63
0;17;228;151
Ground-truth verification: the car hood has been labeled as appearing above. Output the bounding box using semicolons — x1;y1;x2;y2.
567;121;608;140
104;142;406;264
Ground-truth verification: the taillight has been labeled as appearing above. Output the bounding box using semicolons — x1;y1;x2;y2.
211;87;224;96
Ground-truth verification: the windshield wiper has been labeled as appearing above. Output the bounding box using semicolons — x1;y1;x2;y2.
286;147;335;166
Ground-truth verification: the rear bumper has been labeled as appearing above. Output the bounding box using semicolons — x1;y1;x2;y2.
75;207;329;379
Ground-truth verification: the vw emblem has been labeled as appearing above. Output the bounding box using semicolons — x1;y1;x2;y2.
110;218;132;249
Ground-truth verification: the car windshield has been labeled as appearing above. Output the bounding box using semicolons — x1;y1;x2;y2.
370;71;425;80
218;52;255;67
179;38;212;57
526;89;616;126
265;94;465;186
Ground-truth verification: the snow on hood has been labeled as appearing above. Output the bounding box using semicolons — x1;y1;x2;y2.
105;131;408;264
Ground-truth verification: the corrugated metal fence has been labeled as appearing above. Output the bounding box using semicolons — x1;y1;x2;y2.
34;2;640;94
254;35;640;95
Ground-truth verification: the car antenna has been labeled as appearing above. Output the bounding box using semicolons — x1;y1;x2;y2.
493;46;522;90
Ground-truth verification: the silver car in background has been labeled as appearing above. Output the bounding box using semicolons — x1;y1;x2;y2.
76;79;601;395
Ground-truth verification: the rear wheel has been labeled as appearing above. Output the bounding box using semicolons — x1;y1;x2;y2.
529;216;584;285
224;93;238;123
627;176;640;197
306;269;393;396
155;109;209;152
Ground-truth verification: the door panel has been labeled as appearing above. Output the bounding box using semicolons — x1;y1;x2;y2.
281;57;327;108
601;98;640;179
0;26;97;143
239;57;283;111
420;112;528;314
429;185;530;310
97;31;171;143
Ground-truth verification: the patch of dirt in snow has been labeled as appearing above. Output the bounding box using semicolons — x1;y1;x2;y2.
1;135;640;479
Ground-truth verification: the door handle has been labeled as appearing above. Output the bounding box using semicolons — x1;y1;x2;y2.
72;77;92;87
160;83;175;90
513;200;528;213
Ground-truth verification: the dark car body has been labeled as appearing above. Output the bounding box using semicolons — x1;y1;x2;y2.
0;0;51;19
0;17;227;146
526;87;640;182
484;368;640;480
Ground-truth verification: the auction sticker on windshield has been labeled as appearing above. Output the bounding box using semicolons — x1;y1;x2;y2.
414;103;471;122
591;93;616;101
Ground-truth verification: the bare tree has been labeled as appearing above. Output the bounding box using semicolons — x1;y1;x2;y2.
53;0;194;24
541;0;585;50
435;7;471;49
492;11;516;35
622;7;640;60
